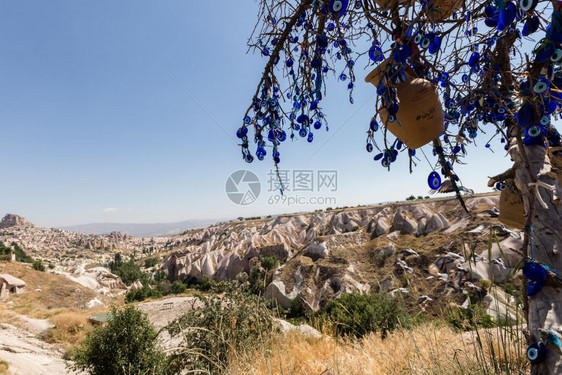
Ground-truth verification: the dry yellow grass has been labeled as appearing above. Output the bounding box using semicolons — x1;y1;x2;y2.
229;323;527;375
45;310;95;345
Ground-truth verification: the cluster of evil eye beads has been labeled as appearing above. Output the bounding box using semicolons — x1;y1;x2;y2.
522;258;557;364
238;0;361;166
239;0;562;194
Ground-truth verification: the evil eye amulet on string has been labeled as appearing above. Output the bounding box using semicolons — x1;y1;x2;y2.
329;0;348;18
527;342;547;364
527;280;543;296
428;172;442;190
523;261;548;282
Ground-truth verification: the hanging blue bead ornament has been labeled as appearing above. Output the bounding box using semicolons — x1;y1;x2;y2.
551;49;562;63
468;52;480;68
370;119;379;132
329;0;348;18
299;128;308;138
527;342;547;364
314;121;322;130
374;153;383;161
245;154;254;163
428;172;442;190
366;143;374;153
369;45;384;62
428;36;441;54
522;16;540;37
307;132;314;143
236;127;248;139
523;261;548;282
534;78;550;93
525;125;544;138
498;2;516;31
527;280;543;296
520;0;538;12
534;40;555;64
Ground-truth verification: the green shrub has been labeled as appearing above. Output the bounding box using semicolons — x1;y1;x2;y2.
446;305;503;331
260;256;277;271
351;225;360;232
70;306;167;375
166;291;273;374
287;297;305;319
125;286;162;303
172;281;186;294
32;260;45;272
197;276;237;294
11;242;33;263
112;260;146;286
321;292;409;339
144;257;159;268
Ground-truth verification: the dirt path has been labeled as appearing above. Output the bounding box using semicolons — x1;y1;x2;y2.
0;323;69;375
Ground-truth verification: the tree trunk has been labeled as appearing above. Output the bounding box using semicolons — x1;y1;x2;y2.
510;142;562;374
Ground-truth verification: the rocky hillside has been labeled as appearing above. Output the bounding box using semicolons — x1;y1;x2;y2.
1;194;523;320
162;194;522;318
0;214;171;263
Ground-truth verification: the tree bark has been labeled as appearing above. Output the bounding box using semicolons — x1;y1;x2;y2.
510;142;562;374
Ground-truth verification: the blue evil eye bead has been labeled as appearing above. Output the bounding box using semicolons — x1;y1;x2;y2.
534;78;549;93
245;154;254;163
520;0;538;12
535;40;555;64
243;116;251;125
527;280;543;296
381;158;391;167
297;114;310;125
370;119;379;132
551;49;562;63
374;153;383;161
522;16;540;37
366;143;374;152
299;128;308;137
236;127;248;138
498;2;516;31
329;0;348;18
354;1;362;9
495;181;506;190
462;74;469;83
540;116;550;126
527;342;547;364
428;172;442;190
485;16;499;28
523;261;548;282
525;125;544;138
307;132;314;143
313;121;322;130
428;36;441;54
340;73;347;81
369;45;384;62
468;52;480;68
278;130;287;142
421;37;431;49
286;58;294;68
413;33;422;44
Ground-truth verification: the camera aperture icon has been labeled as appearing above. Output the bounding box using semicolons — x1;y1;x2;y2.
225;170;261;205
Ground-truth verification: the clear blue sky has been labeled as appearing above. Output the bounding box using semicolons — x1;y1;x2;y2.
0;1;513;227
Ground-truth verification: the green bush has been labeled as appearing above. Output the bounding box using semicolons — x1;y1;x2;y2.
321;292;410;339
9;242;33;263
172;281;186;294
112;260;146;286
144;257;159;268
287;297;305;319
446;305;499;331
351;225;360;232
32;260;45;272
70;306;167;375
260;256;277;271
125;286;162;303
166;291;273;375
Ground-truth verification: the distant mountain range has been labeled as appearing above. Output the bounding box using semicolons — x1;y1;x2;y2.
58;219;221;237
